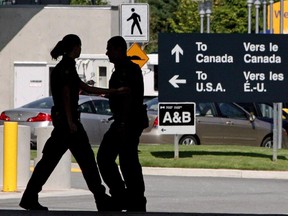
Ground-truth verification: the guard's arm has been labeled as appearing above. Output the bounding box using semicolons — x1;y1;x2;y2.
79;80;129;95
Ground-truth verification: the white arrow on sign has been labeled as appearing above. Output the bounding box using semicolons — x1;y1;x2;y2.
171;44;183;63
169;75;186;88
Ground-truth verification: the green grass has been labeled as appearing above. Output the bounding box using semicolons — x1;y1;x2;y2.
31;144;288;171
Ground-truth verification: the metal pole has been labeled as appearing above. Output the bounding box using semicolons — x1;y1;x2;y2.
273;103;278;161
198;1;205;33
200;13;205;33
277;0;284;149
174;134;179;159
268;0;277;160
206;13;211;33
247;0;253;33
205;0;212;33
277;103;283;149
280;0;284;33
263;0;267;33
255;0;261;34
269;0;274;33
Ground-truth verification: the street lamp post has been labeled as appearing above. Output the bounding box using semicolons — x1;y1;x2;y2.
205;0;212;33
198;0;213;33
262;0;267;33
254;0;261;34
269;0;274;33
247;0;253;33
198;1;205;33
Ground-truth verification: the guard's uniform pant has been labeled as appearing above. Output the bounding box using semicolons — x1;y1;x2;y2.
22;121;106;202
97;121;146;211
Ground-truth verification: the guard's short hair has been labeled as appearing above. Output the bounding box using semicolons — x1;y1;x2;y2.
108;36;127;53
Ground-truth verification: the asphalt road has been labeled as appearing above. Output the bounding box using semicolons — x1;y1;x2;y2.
1;172;288;215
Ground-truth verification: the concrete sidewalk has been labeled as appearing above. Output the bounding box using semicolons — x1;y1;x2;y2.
1;166;288;216
1;165;288;200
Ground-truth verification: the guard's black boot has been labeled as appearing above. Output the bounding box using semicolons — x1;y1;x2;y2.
108;188;129;212
19;199;48;211
126;196;147;212
109;195;127;212
95;193;113;212
19;192;48;211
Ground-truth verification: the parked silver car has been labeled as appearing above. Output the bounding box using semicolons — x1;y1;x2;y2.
140;97;288;148
0;96;112;148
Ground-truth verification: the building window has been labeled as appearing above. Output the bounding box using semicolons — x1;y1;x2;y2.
99;66;107;77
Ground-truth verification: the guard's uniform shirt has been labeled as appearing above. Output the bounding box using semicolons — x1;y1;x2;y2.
109;58;144;125
50;55;81;121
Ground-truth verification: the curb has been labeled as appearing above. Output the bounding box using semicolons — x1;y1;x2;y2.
141;167;288;179
70;163;288;180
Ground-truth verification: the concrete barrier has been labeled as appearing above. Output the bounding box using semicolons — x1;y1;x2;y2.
16;125;30;188
0;125;30;190
35;126;71;190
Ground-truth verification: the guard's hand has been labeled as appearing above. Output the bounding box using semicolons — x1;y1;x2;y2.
117;87;130;94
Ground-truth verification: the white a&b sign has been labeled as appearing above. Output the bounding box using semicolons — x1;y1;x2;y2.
158;102;196;135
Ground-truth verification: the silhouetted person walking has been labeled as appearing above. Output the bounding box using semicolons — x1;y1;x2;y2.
97;36;148;212
19;34;124;211
127;8;142;35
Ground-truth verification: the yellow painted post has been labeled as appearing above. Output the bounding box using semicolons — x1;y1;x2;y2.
3;122;18;192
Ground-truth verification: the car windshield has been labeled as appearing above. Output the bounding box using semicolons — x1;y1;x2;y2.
219;103;247;119
21;97;54;109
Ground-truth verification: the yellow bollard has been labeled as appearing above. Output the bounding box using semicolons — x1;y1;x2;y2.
3;122;18;192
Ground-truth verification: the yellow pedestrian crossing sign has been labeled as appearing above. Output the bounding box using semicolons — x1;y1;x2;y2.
127;43;149;68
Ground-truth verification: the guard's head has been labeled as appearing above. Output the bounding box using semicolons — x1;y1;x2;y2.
106;36;127;63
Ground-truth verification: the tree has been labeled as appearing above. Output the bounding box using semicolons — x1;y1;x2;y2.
212;0;251;33
167;0;259;34
137;0;179;53
167;0;199;33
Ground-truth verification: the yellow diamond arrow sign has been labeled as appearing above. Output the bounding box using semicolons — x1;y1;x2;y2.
127;43;149;68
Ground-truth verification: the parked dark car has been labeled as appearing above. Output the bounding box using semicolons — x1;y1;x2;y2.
140;98;288;148
0;96;112;148
237;102;288;134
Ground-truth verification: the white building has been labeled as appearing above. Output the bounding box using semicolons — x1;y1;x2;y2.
0;5;158;112
108;0;130;5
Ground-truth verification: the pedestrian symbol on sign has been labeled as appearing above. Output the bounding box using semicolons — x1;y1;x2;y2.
127;8;143;35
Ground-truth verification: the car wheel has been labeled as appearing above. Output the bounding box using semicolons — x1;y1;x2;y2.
261;137;273;148
179;135;198;145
